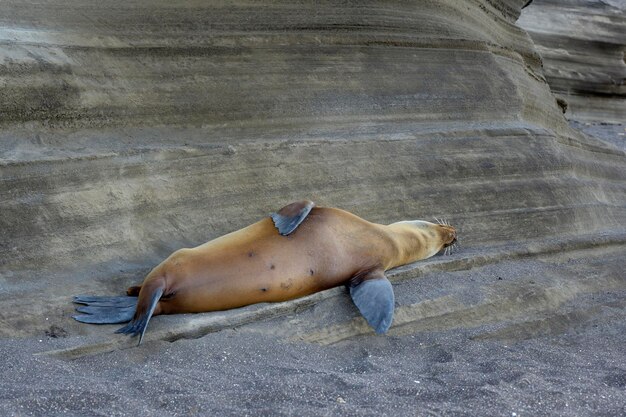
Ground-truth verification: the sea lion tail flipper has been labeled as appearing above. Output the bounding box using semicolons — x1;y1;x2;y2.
72;295;137;324
270;200;315;236
115;279;165;345
349;273;395;334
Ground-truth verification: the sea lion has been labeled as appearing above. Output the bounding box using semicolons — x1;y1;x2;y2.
74;200;457;344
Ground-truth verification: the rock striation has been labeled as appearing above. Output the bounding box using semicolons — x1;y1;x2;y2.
0;0;624;342
519;0;626;122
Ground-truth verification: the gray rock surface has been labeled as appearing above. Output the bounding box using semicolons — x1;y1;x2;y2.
519;0;626;122
0;1;625;415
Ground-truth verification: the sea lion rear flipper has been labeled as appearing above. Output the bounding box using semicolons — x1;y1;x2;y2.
349;271;395;334
270;200;315;236
72;295;137;324
115;278;165;345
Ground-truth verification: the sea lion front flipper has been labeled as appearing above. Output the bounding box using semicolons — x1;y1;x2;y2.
72;295;137;324
349;271;395;334
270;200;315;236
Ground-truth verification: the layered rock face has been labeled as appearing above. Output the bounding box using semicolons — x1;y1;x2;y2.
519;0;626;122
0;1;624;339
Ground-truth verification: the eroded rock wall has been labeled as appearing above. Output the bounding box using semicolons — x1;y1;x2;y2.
518;0;626;122
0;1;624;337
1;0;547;129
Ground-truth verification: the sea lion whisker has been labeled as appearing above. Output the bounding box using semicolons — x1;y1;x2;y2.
450;239;460;255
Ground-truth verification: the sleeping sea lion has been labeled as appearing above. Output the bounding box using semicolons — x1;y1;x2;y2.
74;200;457;344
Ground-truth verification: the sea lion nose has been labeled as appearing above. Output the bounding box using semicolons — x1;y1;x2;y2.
448;228;457;243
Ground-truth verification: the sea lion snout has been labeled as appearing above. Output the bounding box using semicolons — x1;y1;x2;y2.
441;226;457;247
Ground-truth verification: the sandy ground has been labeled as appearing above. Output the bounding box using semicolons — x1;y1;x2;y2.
1;317;625;417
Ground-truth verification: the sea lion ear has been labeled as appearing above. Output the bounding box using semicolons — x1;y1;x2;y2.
349;271;395;334
270;200;315;236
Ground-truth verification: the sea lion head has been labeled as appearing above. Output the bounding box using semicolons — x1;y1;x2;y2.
421;220;457;254
439;224;457;248
390;220;458;260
